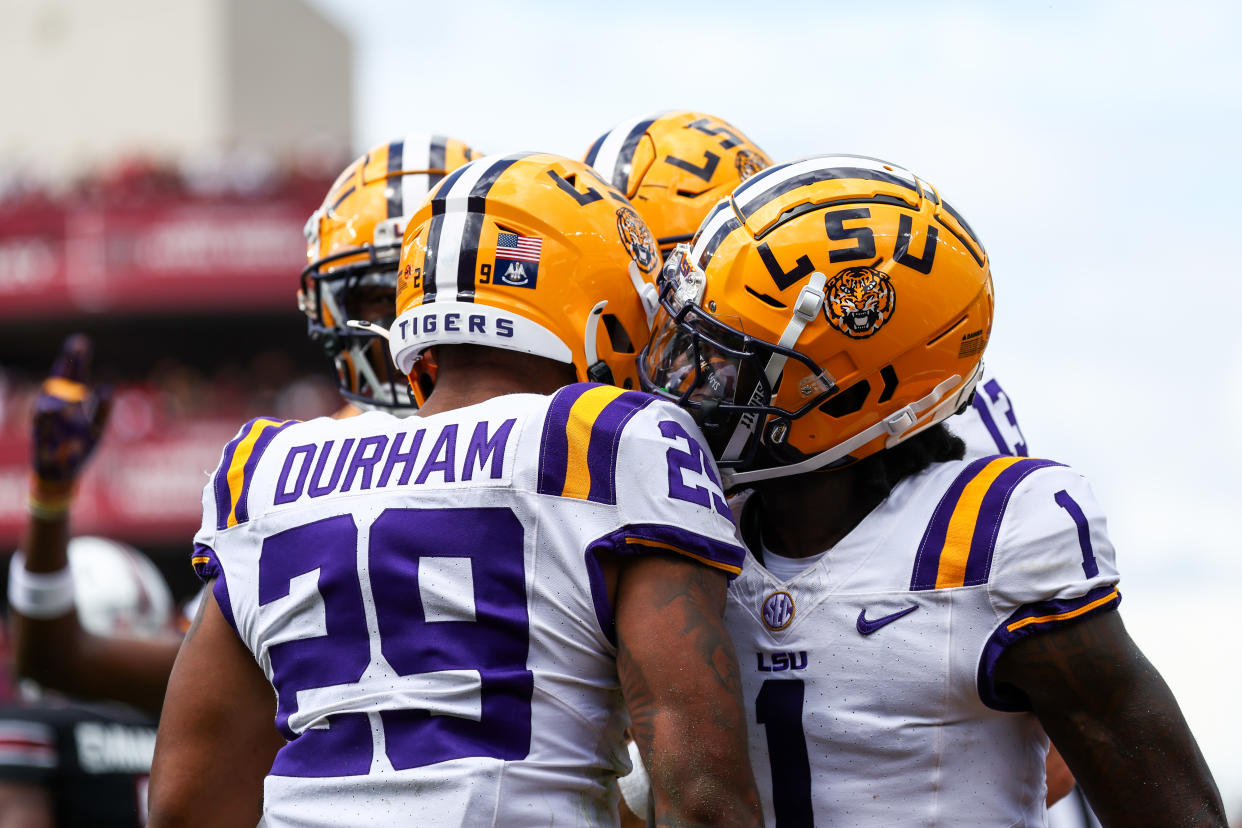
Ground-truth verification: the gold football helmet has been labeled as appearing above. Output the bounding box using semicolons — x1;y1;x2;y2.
640;155;993;485
390;153;661;404
300;135;480;412
584;110;772;256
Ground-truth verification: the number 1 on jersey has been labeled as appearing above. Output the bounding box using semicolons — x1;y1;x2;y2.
755;679;813;826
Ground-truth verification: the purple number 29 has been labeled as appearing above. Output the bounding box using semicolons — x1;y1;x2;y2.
258;507;533;777
660;419;730;519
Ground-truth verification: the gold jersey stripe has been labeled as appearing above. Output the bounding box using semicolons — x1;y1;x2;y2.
623;537;743;576
560;386;627;500
934;456;1025;589
225;418;286;528
1006;588;1120;633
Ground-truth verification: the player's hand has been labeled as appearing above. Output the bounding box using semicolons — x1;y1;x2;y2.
30;334;112;499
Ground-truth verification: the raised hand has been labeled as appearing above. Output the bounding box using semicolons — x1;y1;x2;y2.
30;334;112;507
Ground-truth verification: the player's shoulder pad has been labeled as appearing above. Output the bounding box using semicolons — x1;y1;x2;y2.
910;455;1068;590
207;416;301;531
534;382;663;506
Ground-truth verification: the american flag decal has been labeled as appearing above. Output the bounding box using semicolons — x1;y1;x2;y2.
496;232;542;263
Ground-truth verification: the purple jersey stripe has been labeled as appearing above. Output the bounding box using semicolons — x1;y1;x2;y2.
910;456;996;590
190;543;239;636
583;546;616;645
536;383;595;497
961;458;1064;586
588;522;747;579
212;424;253;531
584;391;658;505
977;585;1121;711
235;420;298;526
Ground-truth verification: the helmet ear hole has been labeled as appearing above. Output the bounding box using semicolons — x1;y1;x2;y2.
819;380;871;418
601;314;635;354
877;365;899;404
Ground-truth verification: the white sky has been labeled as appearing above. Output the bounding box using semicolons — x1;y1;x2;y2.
307;0;1242;811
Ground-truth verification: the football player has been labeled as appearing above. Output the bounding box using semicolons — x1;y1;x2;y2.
639;155;1226;825
588;113;1069;819
300;135;481;416
583;110;1031;465
149;154;763;827
584;109;773;258
9;137;482;716
0;537;171;826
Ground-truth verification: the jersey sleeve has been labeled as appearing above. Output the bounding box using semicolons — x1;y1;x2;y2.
563;391;744;578
191;416;299;584
0;715;58;782
190;417;297;638
977;463;1121;710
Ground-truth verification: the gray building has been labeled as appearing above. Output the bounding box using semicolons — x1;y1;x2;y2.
0;0;352;179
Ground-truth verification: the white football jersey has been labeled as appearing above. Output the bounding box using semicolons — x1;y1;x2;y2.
726;455;1120;827
191;383;744;828
950;367;1030;460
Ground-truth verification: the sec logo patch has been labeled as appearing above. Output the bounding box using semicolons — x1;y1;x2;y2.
761;591;795;631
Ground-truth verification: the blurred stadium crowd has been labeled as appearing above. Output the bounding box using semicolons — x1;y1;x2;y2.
0;150;347;591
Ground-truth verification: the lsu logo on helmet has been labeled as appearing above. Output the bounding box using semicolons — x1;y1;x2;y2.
584;111;772;255
616;206;658;275
735;149;767;181
640;154;992;485
824;266;897;339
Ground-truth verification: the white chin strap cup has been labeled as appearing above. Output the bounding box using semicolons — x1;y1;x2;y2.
723;363;983;489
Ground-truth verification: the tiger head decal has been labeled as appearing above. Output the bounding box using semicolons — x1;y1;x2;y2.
734;148;770;182
616;206;659;274
824;266;897;339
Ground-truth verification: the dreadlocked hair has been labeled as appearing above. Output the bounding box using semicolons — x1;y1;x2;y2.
848;423;965;505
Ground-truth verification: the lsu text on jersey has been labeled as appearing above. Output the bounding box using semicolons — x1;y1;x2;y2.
728;455;1120;827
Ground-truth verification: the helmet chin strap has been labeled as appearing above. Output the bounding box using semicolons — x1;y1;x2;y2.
723;363;983;489
583;300;614;383
629;262;660;327
719;273;827;464
582;301;607;366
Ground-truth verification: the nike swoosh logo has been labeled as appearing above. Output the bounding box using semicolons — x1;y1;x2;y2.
856;604;919;635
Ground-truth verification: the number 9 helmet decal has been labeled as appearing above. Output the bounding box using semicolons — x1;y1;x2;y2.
584;111;772;257
300;136;481;413
391;153;661;404
639;155;993;486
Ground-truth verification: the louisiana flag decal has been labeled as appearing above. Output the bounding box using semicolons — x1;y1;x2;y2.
495;231;541;289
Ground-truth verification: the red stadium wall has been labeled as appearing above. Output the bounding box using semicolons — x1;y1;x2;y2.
0;163;342;553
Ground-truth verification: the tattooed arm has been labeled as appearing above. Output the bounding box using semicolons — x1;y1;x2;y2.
613;553;763;828
148;588;283;828
994;611;1226;826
